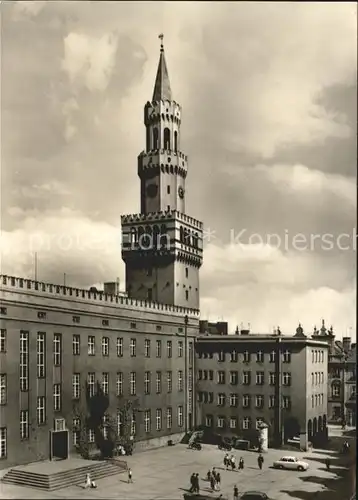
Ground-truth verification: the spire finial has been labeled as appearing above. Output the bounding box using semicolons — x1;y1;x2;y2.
159;33;164;52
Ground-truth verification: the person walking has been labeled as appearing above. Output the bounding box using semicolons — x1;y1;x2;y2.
207;469;212;482
128;468;133;483
189;473;196;493
195;473;200;493
216;472;221;490
239;457;244;470
224;453;230;469
233;485;239;500
258;454;264;470
210;474;216;492
230;455;236;470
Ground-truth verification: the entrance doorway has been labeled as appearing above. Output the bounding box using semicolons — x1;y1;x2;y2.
50;430;69;460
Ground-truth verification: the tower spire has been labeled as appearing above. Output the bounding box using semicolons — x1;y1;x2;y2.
152;33;172;102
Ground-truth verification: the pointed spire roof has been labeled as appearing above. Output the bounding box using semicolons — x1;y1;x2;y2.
152;34;172;102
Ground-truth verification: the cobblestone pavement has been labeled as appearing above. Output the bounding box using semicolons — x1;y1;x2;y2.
0;444;351;500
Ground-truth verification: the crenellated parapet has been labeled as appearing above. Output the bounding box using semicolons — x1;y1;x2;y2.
121;210;203;229
138;149;188;179
0;275;200;318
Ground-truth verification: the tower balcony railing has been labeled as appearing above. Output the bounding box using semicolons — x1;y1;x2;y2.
121;210;203;229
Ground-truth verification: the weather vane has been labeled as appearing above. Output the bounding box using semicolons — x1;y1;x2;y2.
159;33;164;51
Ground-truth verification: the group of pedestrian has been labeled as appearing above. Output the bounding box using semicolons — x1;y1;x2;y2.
206;467;221;491
189;473;200;493
224;453;245;471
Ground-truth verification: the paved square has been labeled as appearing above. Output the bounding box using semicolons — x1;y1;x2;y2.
0;444;351;500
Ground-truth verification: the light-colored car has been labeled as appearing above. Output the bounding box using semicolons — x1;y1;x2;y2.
273;456;309;471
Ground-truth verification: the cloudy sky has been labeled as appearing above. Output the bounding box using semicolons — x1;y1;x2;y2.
1;1;356;337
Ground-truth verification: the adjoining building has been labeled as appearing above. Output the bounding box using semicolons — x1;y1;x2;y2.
195;324;329;451
312;321;356;426
0;37;203;469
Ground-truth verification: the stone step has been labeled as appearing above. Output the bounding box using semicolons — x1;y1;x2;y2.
2;460;127;491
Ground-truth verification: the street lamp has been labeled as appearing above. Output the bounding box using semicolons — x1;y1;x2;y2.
184;314;189;434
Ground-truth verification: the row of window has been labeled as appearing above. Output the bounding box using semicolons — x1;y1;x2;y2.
311;349;325;363
198;370;292;386
198;391;291;409
205;415;267;431
72;406;183;446
311;372;325;386
198;350;292;363
311;394;325;408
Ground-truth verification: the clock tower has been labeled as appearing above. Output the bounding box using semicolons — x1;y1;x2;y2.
121;36;203;310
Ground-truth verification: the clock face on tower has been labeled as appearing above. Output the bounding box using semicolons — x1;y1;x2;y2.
146;184;158;198
178;186;185;199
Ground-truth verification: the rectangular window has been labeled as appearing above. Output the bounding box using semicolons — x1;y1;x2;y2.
102;319;109;327
116;372;123;396
185;290;189;301
217;416;225;428
230;350;238;362
230;417;237;429
37;396;46;425
178;370;183;391
117;337;123;357
130;372;136;395
130;322;137;329
73;315;80;324
38;311;46;319
88;373;95;398
269;350;276;363
177;406;183;427
102;372;109;395
283;350;291;363
166;407;172;429
242;417;251;430
218;351;226;362
20;331;29;392
20;410;29;440
88;429;95;443
156;340;162;357
167;340;172;358
282;372;291;386
102;337;109;356
269;372;276;385
243;371;251;385
217;393;226;406
156;371;162;394
130;338;136;357
145;339;151;357
230;371;238;385
73;334;80;355
185;267;188;278
0;308;7;315
206;415;213;427
131;414;136;437
0;330;6;352
256;351;264;363
243;351;251;363
255;395;264;408
117;410;123;437
167;371;172;393
37;332;46;378
282;396;291;409
217;371;226;384
242;395;250;408
144;410;151;433
0;374;7;405
0;427;7;458
53;383;61;411
269;395;276;408
156;409;162;431
88;336;95;356
229;393;238;407
73;418;80;446
144;371;151;395
178;341;183;357
256;372;265;385
72;373;80;399
53;333;62;366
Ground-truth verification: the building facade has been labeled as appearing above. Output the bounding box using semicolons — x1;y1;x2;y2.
0;40;203;469
195;325;329;451
312;321;357;426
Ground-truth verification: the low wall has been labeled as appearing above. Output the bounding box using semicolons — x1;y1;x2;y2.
134;432;185;452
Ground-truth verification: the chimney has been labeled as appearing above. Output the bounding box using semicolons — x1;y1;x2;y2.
342;337;352;353
104;282;117;295
240;329;250;335
199;320;209;334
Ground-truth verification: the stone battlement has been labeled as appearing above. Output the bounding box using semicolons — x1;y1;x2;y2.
121;210;203;229
0;275;200;317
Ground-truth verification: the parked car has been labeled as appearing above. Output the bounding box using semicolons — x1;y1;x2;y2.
240;492;269;500
273;456;309;471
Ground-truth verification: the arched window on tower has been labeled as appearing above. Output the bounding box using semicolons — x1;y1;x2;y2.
164;128;171;150
146;128;150;151
153;128;159;150
130;227;137;246
174;131;178;152
180;226;184;243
